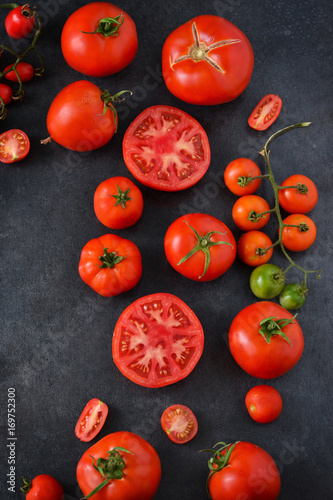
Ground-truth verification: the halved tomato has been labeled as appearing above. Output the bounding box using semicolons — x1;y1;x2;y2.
161;404;198;444
122;105;211;191
75;398;108;442
248;94;282;131
0;129;30;163
112;293;204;387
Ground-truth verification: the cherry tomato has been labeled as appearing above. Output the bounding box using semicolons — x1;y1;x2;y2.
279;283;307;310
4;62;34;82
248;94;282;130
245;385;283;424
0;129;30;164
21;475;64;500
232;194;271;231
46;81;121;152
280;213;317;251
237;230;273;267
75;398;108;442
279;174;318;214
224;158;262;196
112;293;204;388
61;2;138;77
229;301;304;379
122;105;211;191
164;213;236;282
250;263;285;299
77;431;161;500
206;441;281;500
0;83;13;105
161;404;198;444
94;176;143;229
162;15;254;105
5;5;35;39
78;234;142;297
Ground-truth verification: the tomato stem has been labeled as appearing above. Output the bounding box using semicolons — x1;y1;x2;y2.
20;477;32;493
109;184;132;209
98;248;124;269
259;315;297;344
81;14;125;37
199;441;237;499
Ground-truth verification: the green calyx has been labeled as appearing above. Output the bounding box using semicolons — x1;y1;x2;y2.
100;90;132;131
82;14;124;37
259;314;298;345
81;447;133;499
177;221;234;279
109;184;132;209
20;477;32;493
199;441;237;499
98;248;124;269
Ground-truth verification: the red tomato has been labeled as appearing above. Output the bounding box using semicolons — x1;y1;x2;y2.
162;15;254;105
94;176;143;229
232;195;271;231
122;105;211;191
78;234;142;297
237;230;273;267
245;385;283;423
46;81;120;152
278;174;318;214
161;404;198;444
4;62;34;82
5;5;35;39
224;158;262;196
0;129;30;163
164;213;236;281
207;441;281;500
21;475;64;500
0;83;13;105
248;94;282;130
280;214;317;251
229;301;304;378
75;398;108;442
112;293;204;388
76;431;161;500
61;2;138;77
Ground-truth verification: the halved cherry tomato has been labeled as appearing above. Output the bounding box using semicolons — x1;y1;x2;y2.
248;94;282;130
237;230;273;267
278;174;318;214
112;293;204;388
0;83;13;105
21;475;64;500
224;158;262;196
232;195;271;231
5;5;35;39
161;404;198;444
0;129;30;163
245;385;283;423
280;214;317;251
75;398;108;442
122;105;211;191
4;62;34;82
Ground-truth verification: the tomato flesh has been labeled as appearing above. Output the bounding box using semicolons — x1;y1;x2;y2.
75;398;108;442
0;129;30;163
112;293;204;387
248;94;282;130
161;404;198;444
122;105;211;191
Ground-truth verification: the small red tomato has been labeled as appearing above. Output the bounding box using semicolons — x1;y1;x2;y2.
0;129;30;163
0;83;13;105
4;62;34;82
75;398;108;442
245;385;283;423
237;230;273;267
278;174;318;214
5;5;35;39
248;94;282;130
232;195;271;231
21;474;64;500
224;158;262;196
280;214;317;251
161;404;198;444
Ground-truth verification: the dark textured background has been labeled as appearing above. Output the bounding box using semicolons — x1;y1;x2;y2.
1;1;333;498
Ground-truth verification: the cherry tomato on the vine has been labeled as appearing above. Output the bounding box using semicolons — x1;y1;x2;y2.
279;283;307;310
75;398;108;442
4;62;34;82
245;385;283;424
250;263;285;299
248;94;282;130
0;129;30;164
224;158;262;196
279;174;318;214
280;213;317;251
237;230;273;267
232;194;271;231
0;83;13;105
5;5;35;39
21;475;64;500
161;404;198;444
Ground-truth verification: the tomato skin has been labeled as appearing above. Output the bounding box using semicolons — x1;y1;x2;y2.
245;385;283;424
5;5;35;39
162;15;254;105
248;94;282;130
78;234;142;297
250;263;285;299
112;293;204;388
281;213;317;251
0;83;13;105
279;174;318;214
0;129;30;163
229;301;304;379
46;81;117;152
208;442;281;500
75;398;108;442
24;475;64;500
94;176;143;229
224;158;262;196
77;432;161;500
279;283;306;310
4;62;34;82
122;105;211;191
232;195;271;231
61;2;138;77
237;231;273;267
161;404;198;444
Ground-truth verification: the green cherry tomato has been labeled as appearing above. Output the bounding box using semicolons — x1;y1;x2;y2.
250;263;285;299
279;283;307;310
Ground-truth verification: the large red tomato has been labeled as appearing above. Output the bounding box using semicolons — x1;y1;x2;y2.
61;2;138;76
229;301;304;378
122;105;211;191
112;293;204;387
162;15;254;105
76;432;161;500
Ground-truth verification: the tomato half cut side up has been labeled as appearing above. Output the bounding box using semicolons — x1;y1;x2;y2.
161;404;198;444
112;293;204;387
75;398;108;442
0;129;30;163
122;105;211;191
248;94;282;131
